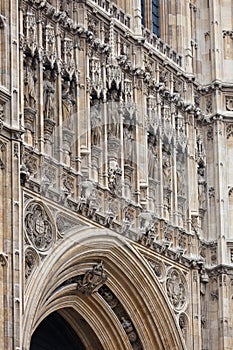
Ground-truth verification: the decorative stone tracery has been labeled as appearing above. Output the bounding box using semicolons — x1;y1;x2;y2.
166;268;187;311
24;201;56;252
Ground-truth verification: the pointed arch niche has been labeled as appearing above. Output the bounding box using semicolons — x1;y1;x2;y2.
23;227;186;350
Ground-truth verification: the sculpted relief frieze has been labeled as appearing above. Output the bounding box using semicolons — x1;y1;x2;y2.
99;285;143;350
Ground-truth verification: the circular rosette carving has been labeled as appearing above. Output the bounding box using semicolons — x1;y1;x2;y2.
25;246;40;280
24;202;56;252
166;268;187;311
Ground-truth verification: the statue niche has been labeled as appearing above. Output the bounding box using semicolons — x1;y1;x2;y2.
24;55;37;110
198;163;206;210
148;133;158;179
162;147;172;190
176;151;186;197
62;78;75;128
43;69;56;120
107;88;121;139
90;98;102;146
123;123;134;166
123;105;136;166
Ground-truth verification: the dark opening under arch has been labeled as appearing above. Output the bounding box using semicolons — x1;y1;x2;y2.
30;311;85;350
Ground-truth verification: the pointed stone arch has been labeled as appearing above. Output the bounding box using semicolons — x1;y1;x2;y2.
23;227;186;350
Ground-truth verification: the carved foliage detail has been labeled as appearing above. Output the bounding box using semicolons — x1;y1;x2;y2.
24;202;56;252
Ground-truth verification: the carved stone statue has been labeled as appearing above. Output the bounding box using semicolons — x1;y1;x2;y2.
148;134;157;179
198;165;206;209
90;99;102;145
62;79;75;124
179;314;187;339
162;152;172;189
108;164;122;194
24;56;37;109
123;125;134;165
176;153;185;196
43;70;56;119
141;223;156;246
108;104;120;138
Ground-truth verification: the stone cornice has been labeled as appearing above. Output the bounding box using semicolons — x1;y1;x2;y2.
207;264;233;277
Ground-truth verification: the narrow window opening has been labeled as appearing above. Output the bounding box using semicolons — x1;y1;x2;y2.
141;0;145;25
152;0;160;36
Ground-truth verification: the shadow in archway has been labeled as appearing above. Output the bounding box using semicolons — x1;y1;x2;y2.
30;311;85;350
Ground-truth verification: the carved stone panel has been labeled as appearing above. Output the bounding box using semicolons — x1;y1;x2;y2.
25;246;40;280
166;268;187;311
24;201;56;252
76;261;107;295
148;259;166;281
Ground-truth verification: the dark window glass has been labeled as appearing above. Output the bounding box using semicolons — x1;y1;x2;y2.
152;0;160;36
141;0;145;25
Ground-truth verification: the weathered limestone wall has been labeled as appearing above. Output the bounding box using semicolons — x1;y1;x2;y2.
0;0;233;349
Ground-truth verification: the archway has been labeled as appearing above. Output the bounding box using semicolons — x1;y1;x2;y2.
30;308;103;350
30;311;85;350
23;227;186;350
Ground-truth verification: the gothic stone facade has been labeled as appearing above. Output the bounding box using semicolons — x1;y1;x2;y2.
1;0;233;349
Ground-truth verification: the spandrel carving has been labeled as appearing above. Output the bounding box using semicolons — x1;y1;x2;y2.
166;268;187;311
24;202;56;252
25;247;39;280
